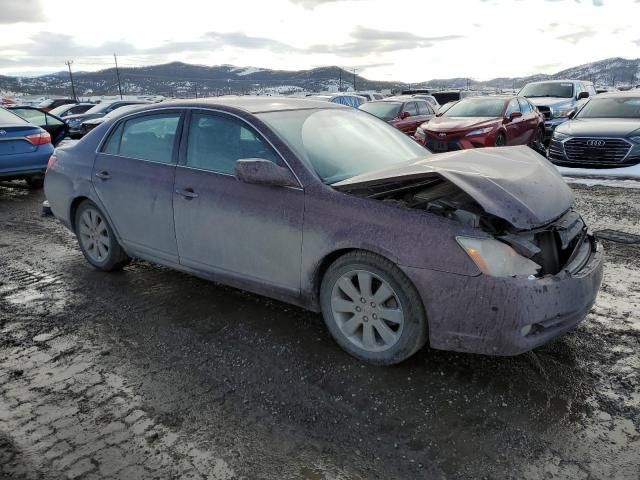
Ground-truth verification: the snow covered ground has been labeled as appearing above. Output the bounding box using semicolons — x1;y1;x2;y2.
557;163;640;188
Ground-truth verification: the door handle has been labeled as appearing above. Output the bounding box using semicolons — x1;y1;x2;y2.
175;188;199;199
95;171;111;180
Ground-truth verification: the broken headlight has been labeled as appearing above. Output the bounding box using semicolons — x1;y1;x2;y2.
456;236;541;277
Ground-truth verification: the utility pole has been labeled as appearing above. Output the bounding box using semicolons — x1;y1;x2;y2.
352;68;357;91
194;83;198;99
65;60;77;101
113;54;123;99
339;67;342;92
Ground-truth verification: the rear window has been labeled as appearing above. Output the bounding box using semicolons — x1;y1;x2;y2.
0;108;28;125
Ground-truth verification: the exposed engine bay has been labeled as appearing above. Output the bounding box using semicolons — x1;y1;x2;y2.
340;176;591;276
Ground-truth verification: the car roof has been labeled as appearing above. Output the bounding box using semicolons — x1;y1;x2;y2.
526;79;592;85
152;96;348;113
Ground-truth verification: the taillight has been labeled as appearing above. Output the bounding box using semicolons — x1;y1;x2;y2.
25;130;51;145
46;154;57;172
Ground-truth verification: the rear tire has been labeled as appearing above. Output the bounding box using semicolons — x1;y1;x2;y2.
74;200;131;272
320;251;428;365
26;176;44;189
494;132;506;147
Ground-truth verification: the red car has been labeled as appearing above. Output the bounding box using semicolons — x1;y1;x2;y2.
359;98;436;136
414;95;544;153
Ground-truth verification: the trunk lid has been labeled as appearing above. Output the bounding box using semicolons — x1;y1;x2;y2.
0;125;41;156
333;146;573;230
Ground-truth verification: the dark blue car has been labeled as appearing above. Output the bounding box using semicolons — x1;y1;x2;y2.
0;107;54;188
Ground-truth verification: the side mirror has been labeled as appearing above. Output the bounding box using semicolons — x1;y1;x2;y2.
401;111;411;119
234;159;298;188
577;91;589;100
508;111;523;121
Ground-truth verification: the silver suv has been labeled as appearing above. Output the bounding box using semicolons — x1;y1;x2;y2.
519;80;596;142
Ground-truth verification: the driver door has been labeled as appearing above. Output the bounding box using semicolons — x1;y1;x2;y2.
173;110;304;293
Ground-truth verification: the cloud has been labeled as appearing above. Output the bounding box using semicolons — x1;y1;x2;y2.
306;27;463;56
289;0;364;9
0;0;45;24
556;27;597;43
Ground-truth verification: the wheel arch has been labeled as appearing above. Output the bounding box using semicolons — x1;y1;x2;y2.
69;196;90;233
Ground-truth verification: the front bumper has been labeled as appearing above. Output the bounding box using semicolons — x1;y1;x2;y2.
400;237;604;356
419;131;496;152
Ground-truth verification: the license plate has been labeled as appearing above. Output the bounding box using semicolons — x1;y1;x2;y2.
434;141;448;152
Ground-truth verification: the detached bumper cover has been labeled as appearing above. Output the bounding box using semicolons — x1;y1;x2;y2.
401;238;604;355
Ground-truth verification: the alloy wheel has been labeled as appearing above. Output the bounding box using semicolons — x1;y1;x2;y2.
330;270;404;352
78;207;110;263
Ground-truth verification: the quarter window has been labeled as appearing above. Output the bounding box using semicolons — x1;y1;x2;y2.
113;113;180;163
185;113;279;175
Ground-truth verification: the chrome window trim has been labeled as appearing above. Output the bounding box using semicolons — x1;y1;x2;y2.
96;106;303;188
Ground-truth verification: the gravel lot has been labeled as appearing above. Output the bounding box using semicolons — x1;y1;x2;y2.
0;181;638;480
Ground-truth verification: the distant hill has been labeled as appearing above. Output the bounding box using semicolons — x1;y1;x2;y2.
1;57;638;97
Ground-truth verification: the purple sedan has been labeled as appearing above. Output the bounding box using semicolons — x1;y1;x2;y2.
44;97;603;365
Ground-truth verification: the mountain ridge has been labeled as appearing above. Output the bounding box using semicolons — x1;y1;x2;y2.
1;57;638;97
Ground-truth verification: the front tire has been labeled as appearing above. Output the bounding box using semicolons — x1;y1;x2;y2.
529;127;545;153
494;132;506;147
74;200;130;271
320;251;428;365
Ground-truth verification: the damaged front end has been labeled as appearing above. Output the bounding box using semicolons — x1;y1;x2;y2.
333;147;596;279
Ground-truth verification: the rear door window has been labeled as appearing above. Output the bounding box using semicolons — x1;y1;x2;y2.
417;102;433;115
403;102;418;116
518;98;532;113
111;113;180;163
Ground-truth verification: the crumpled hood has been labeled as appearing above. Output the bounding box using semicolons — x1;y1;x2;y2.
333;146;574;230
425;116;499;131
527;97;573;108
555;118;640;137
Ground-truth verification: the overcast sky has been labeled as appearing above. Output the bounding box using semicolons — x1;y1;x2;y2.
1;0;639;81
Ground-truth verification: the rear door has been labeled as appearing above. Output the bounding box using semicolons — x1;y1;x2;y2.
173;110;304;293
92;110;183;263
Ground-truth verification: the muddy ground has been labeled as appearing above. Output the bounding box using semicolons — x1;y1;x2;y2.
0;181;638;480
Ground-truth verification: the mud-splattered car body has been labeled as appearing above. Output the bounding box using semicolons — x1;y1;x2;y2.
44;98;603;359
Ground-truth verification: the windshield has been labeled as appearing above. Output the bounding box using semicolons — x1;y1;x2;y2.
49;105;72;116
359;102;402;121
84;103;113;114
520;82;574;98
576;97;640;119
442;98;506;117
258;108;429;184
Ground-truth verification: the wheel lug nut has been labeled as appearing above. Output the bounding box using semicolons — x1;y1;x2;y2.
360;298;366;303
372;314;377;319
363;316;368;322
370;302;376;308
355;306;362;312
